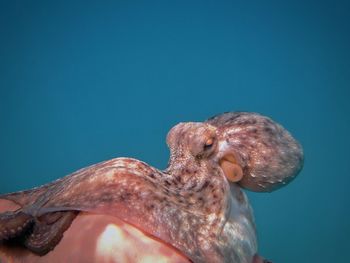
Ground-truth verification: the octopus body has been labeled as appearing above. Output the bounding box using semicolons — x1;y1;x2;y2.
0;112;303;263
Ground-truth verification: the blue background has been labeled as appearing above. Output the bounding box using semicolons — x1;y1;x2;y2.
0;1;349;262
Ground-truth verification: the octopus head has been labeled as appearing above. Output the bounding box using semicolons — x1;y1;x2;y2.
166;112;304;192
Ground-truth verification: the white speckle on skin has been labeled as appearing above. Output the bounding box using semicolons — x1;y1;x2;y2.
104;169;116;180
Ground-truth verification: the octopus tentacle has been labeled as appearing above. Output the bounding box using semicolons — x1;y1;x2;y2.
0;186;52;208
0;209;78;255
24;211;78;255
0;211;33;241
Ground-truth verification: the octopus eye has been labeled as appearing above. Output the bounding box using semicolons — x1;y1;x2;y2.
203;138;214;150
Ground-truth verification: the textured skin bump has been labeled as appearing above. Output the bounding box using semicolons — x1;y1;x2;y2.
0;112;302;263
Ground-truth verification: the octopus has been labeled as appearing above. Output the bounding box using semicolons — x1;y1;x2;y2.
0;112;304;263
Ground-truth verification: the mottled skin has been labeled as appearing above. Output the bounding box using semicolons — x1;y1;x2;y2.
206;112;303;192
0;112;303;263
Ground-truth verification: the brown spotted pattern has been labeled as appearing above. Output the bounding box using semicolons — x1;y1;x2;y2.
0;112;303;263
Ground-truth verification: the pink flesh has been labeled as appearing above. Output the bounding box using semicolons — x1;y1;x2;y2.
0;199;189;263
0;199;266;263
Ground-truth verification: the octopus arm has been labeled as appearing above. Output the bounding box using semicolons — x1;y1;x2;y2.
0;158;182;258
0;186;53;208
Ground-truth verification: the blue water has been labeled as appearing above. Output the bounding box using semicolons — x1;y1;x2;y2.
0;1;349;262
